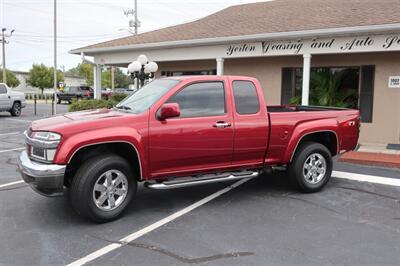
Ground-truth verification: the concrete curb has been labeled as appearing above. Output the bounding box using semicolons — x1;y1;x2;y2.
339;151;400;168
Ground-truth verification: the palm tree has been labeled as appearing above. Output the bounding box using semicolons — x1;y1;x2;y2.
289;68;358;108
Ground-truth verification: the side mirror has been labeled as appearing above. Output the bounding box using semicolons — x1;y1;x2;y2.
158;103;180;120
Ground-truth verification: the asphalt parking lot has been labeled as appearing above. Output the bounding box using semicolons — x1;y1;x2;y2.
1;103;400;266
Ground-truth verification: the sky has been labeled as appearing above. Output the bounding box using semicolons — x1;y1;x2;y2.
1;0;268;72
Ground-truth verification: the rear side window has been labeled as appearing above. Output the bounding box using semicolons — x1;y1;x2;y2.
0;84;7;94
233;81;260;114
167;82;226;118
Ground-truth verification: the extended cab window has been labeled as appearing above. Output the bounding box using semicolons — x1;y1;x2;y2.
0;84;7;94
233;81;260;115
167;82;226;118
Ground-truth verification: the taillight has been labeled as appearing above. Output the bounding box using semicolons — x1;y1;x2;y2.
343;120;356;127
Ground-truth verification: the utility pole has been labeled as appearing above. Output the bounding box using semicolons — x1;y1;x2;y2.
1;28;14;84
53;0;57;115
134;0;138;35
124;0;140;35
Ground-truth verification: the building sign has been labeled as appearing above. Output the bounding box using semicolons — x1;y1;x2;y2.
388;76;400;88
225;34;400;57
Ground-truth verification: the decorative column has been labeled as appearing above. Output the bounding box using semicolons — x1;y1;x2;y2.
302;54;312;105
216;58;224;75
93;64;102;99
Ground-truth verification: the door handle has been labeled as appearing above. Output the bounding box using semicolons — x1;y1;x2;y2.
213;121;231;128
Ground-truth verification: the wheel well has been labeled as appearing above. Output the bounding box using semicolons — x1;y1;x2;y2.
64;142;141;187
293;131;338;159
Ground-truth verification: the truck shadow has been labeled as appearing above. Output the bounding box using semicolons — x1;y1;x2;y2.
44;171;298;225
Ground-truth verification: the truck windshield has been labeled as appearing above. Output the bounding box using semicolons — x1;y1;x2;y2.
116;79;180;114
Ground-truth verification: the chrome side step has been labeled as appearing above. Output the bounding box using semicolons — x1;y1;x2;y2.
144;170;260;190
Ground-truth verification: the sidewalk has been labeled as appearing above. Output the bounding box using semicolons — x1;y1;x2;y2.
339;143;400;168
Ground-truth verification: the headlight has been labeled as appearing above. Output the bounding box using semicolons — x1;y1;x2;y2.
32;131;61;142
25;131;62;163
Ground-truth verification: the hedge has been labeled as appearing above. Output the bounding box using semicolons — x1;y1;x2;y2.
68;93;128;112
111;93;128;103
68;99;114;112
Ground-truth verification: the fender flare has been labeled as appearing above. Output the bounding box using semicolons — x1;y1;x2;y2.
55;127;146;179
283;119;340;163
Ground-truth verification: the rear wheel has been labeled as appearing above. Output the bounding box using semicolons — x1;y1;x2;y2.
288;142;332;193
70;154;137;222
10;102;21;117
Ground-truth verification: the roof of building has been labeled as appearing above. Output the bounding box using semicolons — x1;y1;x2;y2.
72;0;400;53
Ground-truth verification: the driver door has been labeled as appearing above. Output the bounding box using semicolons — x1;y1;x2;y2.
148;81;234;178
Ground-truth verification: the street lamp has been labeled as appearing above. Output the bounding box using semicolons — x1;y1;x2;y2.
128;55;158;89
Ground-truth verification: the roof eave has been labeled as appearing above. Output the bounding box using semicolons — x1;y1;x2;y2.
70;23;400;55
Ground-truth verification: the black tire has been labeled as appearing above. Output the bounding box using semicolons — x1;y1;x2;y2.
10;102;21;117
288;142;332;193
70;154;137;222
57;99;61;104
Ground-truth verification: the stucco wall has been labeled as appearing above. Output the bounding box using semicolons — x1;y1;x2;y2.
156;52;400;144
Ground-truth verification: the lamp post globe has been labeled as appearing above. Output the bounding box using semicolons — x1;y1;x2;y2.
144;64;151;74
129;55;158;89
147;62;158;73
137;54;148;65
128;61;141;73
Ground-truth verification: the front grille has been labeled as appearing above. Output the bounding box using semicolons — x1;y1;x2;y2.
31;146;46;161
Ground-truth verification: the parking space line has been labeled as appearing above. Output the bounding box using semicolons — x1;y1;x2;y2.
0;147;25;154
5;118;33;123
0;132;22;136
332;171;400;187
0;180;24;189
67;177;253;266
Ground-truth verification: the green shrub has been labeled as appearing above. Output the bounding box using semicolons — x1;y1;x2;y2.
111;93;127;103
68;99;113;112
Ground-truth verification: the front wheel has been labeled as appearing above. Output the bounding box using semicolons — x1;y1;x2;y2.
10;102;21;117
70;154;137;222
288;142;332;193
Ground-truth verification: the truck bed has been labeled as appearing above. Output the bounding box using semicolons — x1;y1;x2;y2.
265;105;360;165
267;105;348;113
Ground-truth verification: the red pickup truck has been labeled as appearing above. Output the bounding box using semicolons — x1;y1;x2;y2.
18;76;360;222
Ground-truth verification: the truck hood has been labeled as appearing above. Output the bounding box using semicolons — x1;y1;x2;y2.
30;108;135;133
9;90;25;99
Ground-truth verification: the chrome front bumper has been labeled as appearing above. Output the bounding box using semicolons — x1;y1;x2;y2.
17;150;66;197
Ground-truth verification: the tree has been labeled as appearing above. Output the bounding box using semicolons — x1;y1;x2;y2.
66;64;132;88
65;63;93;86
0;69;20;88
27;64;64;94
102;68;132;89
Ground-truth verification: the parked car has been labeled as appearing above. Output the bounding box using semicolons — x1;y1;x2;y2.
58;86;113;103
101;89;112;100
18;76;360;222
57;85;92;103
114;88;137;95
0;83;26;117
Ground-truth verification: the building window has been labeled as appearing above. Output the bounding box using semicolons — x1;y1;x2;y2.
281;66;374;123
161;70;216;77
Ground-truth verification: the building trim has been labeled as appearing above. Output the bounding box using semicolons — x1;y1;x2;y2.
70;23;400;55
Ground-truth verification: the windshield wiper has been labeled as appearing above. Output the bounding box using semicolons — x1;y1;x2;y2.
115;105;132;110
